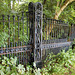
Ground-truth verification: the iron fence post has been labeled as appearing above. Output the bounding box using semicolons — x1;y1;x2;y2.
28;2;35;65
28;2;43;68
33;2;43;68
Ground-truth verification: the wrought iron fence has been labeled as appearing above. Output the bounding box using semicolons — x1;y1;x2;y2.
0;10;33;66
42;14;69;42
0;12;30;47
0;2;75;68
41;15;72;60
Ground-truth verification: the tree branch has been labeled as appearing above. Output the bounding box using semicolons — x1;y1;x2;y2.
54;0;75;19
55;1;60;15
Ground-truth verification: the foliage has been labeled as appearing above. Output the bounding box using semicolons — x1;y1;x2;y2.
0;56;41;75
59;1;75;24
0;32;9;47
0;48;75;75
0;0;75;25
0;0;11;15
73;38;75;44
0;23;28;47
72;39;75;53
43;0;75;24
0;15;28;47
43;48;75;75
0;0;30;47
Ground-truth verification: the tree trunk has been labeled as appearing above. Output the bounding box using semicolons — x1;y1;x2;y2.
54;0;75;20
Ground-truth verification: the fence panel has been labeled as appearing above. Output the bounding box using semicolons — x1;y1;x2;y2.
0;11;33;66
42;14;72;60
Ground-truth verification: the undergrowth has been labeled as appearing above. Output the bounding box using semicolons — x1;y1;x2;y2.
0;47;75;75
42;48;75;75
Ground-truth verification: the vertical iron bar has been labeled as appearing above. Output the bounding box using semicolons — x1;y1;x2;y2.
17;16;20;46
6;45;8;57
48;19;50;40
53;19;55;42
26;12;28;39
45;49;46;59
12;15;15;47
58;20;59;39
20;41;22;64
56;20;57;39
47;19;48;40
59;20;61;39
51;19;52;40
41;7;43;60
52;19;54;43
2;15;5;54
23;47;24;65
46;19;47;43
1;46;3;59
27;48;28;64
10;43;12;57
7;15;10;47
17;16;20;64
25;42;26;65
50;19;52;40
60;21;62;38
55;20;56;40
49;19;51;43
29;17;31;42
22;12;24;45
16;42;18;65
58;21;60;39
19;51;20;64
48;19;50;42
7;15;10;59
43;14;45;40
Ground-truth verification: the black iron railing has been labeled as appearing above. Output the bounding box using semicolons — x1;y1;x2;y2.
0;11;33;66
0;2;75;68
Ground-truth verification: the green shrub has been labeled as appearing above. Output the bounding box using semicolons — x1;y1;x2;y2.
0;56;26;75
0;48;75;75
42;49;75;75
0;56;41;75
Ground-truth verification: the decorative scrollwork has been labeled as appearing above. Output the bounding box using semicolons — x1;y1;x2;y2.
28;2;43;62
34;2;43;61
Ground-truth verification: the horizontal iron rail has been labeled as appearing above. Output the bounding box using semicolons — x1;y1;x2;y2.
42;42;72;49
0;49;32;55
0;45;32;50
42;39;67;44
